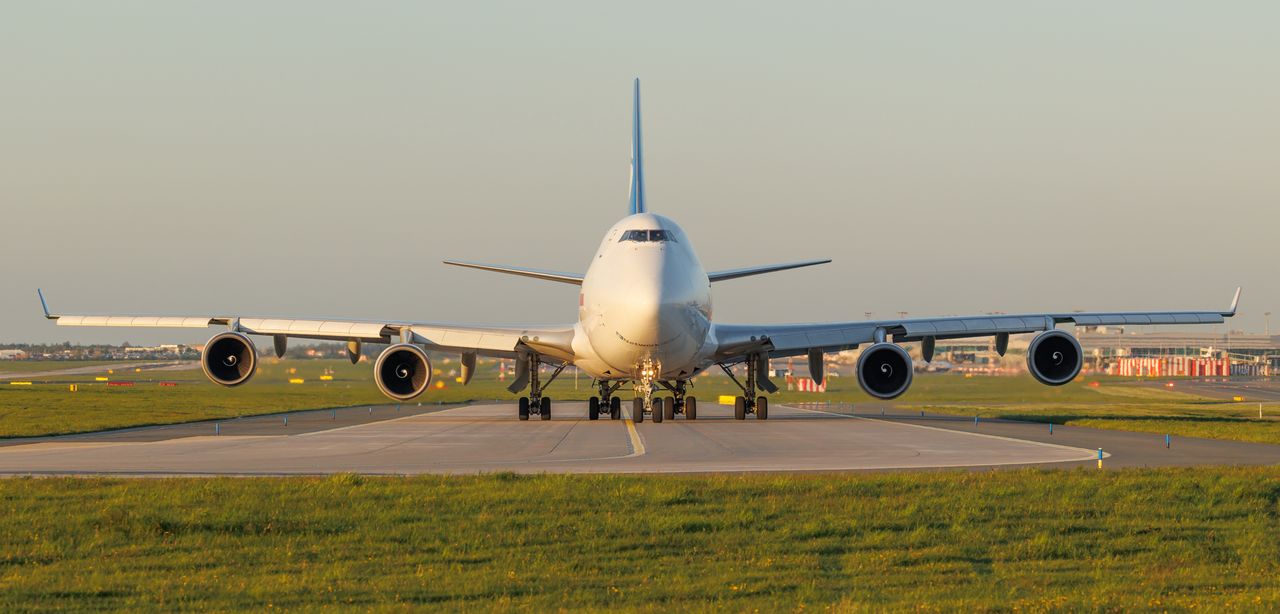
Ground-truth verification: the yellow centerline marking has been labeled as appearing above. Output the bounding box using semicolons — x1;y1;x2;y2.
624;419;646;457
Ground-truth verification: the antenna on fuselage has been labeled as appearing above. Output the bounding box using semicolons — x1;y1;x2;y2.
628;78;646;215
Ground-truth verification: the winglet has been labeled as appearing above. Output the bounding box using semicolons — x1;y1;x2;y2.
627;78;646;215
1224;286;1242;317
37;289;55;320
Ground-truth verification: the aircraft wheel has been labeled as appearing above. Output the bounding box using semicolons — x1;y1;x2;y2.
685;396;697;420
633;397;644;423
734;396;746;420
652;398;664;423
610;397;621;420
518;397;530;421
540;397;552;420
663;398;675;421
756;396;768;420
588;396;600;421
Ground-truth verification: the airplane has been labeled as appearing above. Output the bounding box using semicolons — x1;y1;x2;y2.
37;79;1241;424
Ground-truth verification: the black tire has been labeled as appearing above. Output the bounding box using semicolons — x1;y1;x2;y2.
652;398;664;423
610;397;621;420
633;397;644;423
588;396;600;421
518;397;530;421
686;396;697;420
756;396;768;420
734;396;746;420
540;397;552;421
663;397;675;422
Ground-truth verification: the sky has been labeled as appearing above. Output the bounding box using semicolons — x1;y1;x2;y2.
2;1;1277;344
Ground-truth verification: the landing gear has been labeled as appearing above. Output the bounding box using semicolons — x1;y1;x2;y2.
721;354;771;421
685;396;697;420
596;381;624;421
633;397;645;423
652;397;664;423
516;353;565;422
657;379;694;420
662;397;675;422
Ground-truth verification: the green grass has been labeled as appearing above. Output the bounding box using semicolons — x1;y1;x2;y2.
901;378;1280;445
0;470;1278;611
0;360;119;374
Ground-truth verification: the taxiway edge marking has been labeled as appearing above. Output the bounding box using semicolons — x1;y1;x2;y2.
624;419;646;457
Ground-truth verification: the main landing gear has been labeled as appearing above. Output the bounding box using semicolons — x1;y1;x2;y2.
517;354;565;422
657;380;696;421
589;381;624;421
720;355;771;421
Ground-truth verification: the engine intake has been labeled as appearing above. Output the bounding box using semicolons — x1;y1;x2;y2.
856;343;914;400
1027;330;1083;386
374;344;432;400
201;332;258;387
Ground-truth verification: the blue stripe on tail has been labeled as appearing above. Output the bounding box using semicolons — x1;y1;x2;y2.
628;78;645;215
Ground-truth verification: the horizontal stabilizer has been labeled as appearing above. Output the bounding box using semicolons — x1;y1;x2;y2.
707;259;831;283
443;260;584;285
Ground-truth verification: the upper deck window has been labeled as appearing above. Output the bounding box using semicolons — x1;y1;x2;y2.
619;229;677;243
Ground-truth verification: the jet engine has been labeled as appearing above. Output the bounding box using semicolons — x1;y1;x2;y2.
374;343;433;400
201;332;258;387
856;343;914;400
1026;330;1083;386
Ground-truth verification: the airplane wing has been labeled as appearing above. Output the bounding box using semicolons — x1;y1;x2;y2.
38;291;575;361
442;260;584;285
707;259;831;282
713;288;1241;361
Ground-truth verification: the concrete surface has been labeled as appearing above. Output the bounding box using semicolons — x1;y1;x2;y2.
2;401;1276;476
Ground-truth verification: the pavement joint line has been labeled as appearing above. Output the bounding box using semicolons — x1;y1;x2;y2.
785;405;1109;460
295;404;473;438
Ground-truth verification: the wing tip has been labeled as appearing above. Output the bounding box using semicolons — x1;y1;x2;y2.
36;288;55;320
1225;286;1242;317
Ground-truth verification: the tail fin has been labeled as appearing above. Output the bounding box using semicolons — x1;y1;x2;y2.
628;78;646;215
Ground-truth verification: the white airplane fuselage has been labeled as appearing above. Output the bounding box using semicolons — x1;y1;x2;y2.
571;213;715;381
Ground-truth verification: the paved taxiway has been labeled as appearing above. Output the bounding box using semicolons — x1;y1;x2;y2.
3;401;1278;475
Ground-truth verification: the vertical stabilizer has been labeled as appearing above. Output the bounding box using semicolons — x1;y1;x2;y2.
628;78;646;214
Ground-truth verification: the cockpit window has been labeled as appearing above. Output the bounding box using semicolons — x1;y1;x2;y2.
619;229;678;243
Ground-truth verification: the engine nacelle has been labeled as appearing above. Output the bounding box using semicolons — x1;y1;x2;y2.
374;344;433;400
201;332;258;387
1026;330;1083;386
856;343;914;400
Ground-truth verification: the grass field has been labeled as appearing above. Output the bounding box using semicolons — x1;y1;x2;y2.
2;359;1278;444
1;469;1277;611
0;360;118;374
